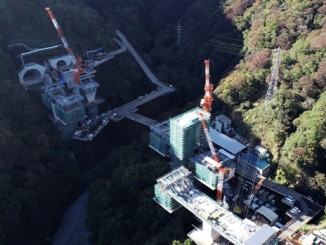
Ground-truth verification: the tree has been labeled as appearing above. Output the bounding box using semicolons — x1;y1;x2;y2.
247;49;271;70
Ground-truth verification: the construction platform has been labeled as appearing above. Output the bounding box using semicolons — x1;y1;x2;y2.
154;166;277;245
72;30;176;141
72;112;110;141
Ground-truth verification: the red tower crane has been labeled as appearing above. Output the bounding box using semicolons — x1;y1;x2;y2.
198;60;233;203
200;59;214;112
244;176;265;216
199;113;233;203
45;7;83;84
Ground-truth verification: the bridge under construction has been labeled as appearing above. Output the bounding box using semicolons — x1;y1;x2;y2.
11;6;176;141
154;166;277;245
73;30;176;141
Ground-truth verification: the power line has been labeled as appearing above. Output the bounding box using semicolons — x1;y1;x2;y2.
211;43;242;52
211;33;243;42
212;48;241;56
211;39;242;49
210;37;242;56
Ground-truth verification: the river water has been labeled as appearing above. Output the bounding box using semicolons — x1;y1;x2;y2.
52;191;90;245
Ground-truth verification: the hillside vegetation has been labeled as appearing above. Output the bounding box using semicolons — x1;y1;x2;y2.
0;0;324;244
87;140;194;244
85;1;241;244
0;0;236;243
215;0;325;198
0;1;107;244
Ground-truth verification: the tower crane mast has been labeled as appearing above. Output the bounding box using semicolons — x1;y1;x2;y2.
200;113;220;164
45;7;77;65
198;60;234;203
248;177;265;205
199;113;225;203
200;60;214;112
45;7;83;84
244;176;265;217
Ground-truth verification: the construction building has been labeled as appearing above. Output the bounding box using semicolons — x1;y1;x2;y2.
209;125;247;156
212;114;231;133
255;206;279;226
254;145;271;163
169;107;210;162
237;153;271;177
35;51;104;138
150;59;323;244
188;150;235;190
154;166;277;245
12;7;122;139
149;107;210;164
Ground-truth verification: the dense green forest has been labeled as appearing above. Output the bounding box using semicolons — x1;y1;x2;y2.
0;0;324;244
87;139;195;244
85;1;240;244
86;0;241;105
215;0;325;200
0;1;107;244
0;0;238;244
87;0;325;243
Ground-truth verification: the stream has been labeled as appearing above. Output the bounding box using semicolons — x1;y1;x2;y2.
52;191;90;245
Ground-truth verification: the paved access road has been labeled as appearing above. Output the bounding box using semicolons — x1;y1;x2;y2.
107;30;176;126
236;169;323;241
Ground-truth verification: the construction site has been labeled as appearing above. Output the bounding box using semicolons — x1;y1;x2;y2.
150;60;323;244
10;7;175;140
8;6;324;245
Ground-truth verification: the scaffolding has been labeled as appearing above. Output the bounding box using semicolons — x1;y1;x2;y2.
41;83;65;110
189;151;235;190
154;183;181;213
42;83;86;125
237;153;271;177
149;120;170;156
52;95;85;125
169;107;210;161
194;160;218;189
154;166;191;212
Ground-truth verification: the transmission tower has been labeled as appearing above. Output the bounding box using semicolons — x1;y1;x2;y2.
264;47;281;110
176;22;183;46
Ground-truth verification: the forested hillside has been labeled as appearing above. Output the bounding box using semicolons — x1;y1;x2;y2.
0;1;107;244
86;0;241;105
87;140;195;244
0;0;324;244
85;1;241;244
215;0;325;200
0;0;238;244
